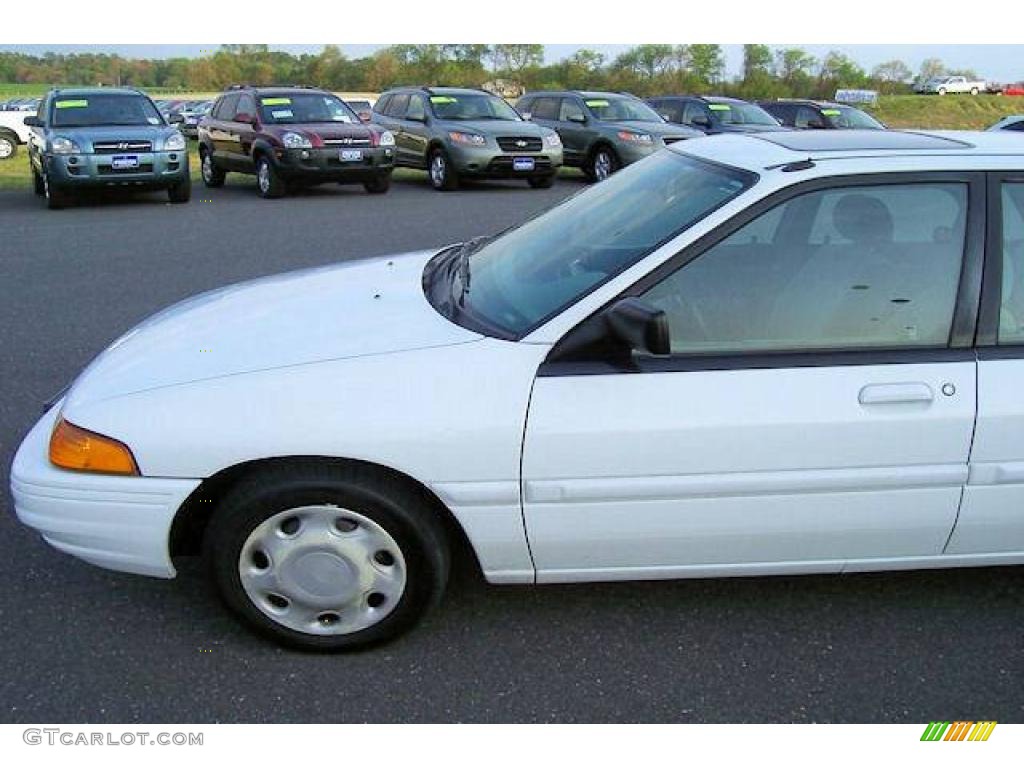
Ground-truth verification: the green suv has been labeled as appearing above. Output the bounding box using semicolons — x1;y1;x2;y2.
25;88;190;209
517;90;701;181
371;86;563;191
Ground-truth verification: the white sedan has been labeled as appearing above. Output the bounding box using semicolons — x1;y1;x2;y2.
13;130;1024;650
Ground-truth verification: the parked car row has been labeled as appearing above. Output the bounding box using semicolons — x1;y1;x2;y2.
13;83;1024;209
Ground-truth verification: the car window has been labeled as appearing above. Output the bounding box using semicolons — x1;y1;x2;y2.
234;94;256;121
1004;120;1024;132
795;107;821;128
374;94;391;115
387;94;409;118
213;95;238;120
656;100;683;123
558;98;586;122
641;183;969;354
257;93;357;124
50;94;163;128
527;97;558;120
406;94;426;121
998;183;1024;343
682;101;709;125
428;93;520;121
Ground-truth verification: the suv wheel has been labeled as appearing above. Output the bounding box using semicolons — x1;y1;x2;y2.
587;146;619;183
256;155;286;199
0;132;16;160
32;167;45;196
363;173;391;194
200;149;225;188
204;463;450;651
167;175;192;204
428;148;459;191
43;171;69;210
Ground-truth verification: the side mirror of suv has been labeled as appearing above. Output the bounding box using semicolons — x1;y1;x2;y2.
692;115;712;129
604;297;670;356
23;115;42;128
566;113;587;124
234;113;258;127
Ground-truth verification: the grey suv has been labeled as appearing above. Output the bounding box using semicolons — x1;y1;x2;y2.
371;86;563;191
517;90;701;182
25;88;190;209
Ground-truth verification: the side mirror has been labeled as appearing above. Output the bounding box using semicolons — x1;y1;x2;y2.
604;297;671;356
807;119;826;129
234;112;255;125
692;115;712;128
23;115;42;127
567;113;587;124
520;111;532;120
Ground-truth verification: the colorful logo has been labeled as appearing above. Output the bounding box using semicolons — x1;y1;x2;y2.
921;721;997;741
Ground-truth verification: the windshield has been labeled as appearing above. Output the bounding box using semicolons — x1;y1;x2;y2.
708;101;779;126
429;94;521;121
426;152;755;338
257;93;358;125
584;96;664;122
823;106;884;129
51;94;164;128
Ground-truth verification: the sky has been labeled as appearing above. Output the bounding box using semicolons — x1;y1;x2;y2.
1;44;1022;82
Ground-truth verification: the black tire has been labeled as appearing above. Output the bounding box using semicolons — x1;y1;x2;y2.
203;462;450;651
527;174;555;189
200;148;225;188
428;147;459;191
585;145;619;183
255;154;286;199
43;171;69;210
32;167;45;196
167;175;191;204
363;173;392;194
0;132;17;161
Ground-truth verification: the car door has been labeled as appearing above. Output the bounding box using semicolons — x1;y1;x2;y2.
207;94;238;167
556;97;592;165
401;94;430;168
949;175;1024;558
231;93;258;171
522;174;983;581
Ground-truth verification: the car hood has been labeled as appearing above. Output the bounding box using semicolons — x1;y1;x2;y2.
612;120;702;138
64;249;481;407
445;119;545;136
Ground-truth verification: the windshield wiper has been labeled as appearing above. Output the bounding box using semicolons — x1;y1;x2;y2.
451;235;490;308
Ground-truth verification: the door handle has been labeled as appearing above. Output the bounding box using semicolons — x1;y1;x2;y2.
858;382;934;405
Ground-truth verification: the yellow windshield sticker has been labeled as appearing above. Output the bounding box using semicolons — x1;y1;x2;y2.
261;97;292;106
430;96;458;104
585;99;609;107
821;108;842;116
55;99;88;109
708;103;731;111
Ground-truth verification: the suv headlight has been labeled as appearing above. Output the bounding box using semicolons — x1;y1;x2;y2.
164;132;186;151
543;132;562;148
378;131;395;147
448;131;486;146
617;131;654;144
50;136;80;154
282;131;313;149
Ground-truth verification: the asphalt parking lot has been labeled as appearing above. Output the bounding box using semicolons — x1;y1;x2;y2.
1;174;1022;724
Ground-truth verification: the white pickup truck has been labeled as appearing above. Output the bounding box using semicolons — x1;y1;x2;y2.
0;110;34;160
917;75;988;95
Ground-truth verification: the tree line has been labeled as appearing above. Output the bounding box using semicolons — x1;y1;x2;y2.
0;44;989;97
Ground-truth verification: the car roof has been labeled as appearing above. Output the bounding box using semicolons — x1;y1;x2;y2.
524;90;634;99
676;130;1024;172
51;87;146;98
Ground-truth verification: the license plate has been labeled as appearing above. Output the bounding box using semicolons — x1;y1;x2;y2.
513;157;535;172
340;149;363;162
111;155;139;170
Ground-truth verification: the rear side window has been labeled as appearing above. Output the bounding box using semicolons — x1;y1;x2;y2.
998;183;1024;343
214;94;239;120
374;94;391;115
642;183;969;354
527;97;559;120
406;95;426;121
234;94;256;120
388;94;409;118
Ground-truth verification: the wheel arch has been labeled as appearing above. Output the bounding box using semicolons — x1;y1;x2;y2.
170;455;483;577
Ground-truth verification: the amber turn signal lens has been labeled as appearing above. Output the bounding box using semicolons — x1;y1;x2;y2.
49;417;139;475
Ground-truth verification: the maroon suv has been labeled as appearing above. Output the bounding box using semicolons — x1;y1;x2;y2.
197;85;395;198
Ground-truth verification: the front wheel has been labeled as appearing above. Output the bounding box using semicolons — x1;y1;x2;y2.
256;155;286;198
167;175;191;204
586;146;619;183
32;167;45;196
204;464;450;651
43;171;69;210
363;173;391;194
428;148;459;191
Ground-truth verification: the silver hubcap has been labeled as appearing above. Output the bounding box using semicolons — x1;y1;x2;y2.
202;154;213;182
43;173;50;198
257;162;270;193
0;138;12;159
238;506;407;635
594;151;612;181
430;154;445;187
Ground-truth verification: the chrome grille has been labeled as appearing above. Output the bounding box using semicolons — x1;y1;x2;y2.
93;140;153;154
497;136;542;152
